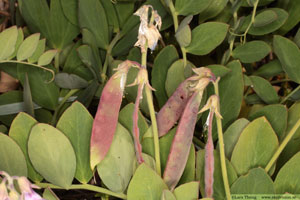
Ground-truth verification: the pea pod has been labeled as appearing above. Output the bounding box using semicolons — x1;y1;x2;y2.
163;91;203;190
90;62;130;170
157;78;193;137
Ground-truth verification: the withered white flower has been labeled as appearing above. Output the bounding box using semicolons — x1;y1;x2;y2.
134;5;162;52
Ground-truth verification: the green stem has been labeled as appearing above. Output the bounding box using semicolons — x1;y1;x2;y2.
54;52;60;73
0;60;55;82
193;136;205;149
168;0;188;68
270;79;291;84
213;81;231;200
35;183;127;199
242;0;259;43
51;89;79;126
280;85;300;104
141;42;161;176
102;32;121;82
265;118;300;172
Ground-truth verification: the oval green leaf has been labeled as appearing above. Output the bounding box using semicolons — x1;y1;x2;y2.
28;39;46;64
253;10;278;27
186;22;229;55
275;152;300;194
231;168;275;194
0;132;27;176
152;45;179;108
232;41;271;63
248;104;287;141
0;26;18;60
38;50;58;66
97;123;135;193
55;73;88;89
249;76;279;104
9;112;42;182
173;182;199;200
253;59;283;78
231;117;279;175
17;33;40;61
56;102;93;184
127;163;168;200
28;123;76;188
161;190;176;200
273;35;300;84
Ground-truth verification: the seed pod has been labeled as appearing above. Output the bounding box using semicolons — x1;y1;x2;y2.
163;91;203;190
205;109;214;198
90;62;130;170
157;78;193;137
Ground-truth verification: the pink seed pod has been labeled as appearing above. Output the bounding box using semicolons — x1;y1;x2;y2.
163;91;204;190
157;78;193;137
90;61;131;170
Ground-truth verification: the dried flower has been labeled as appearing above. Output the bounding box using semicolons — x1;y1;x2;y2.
134;5;162;52
199;95;222;119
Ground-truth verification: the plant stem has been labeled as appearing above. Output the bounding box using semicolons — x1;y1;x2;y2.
270;79;291;84
51;89;79;126
35;183;127;199
265;118;300;172
0;60;55;82
213;81;231;200
193;136;205;149
280;85;300;104
141;42;161;176
102;32;121;82
242;0;259;43
168;0;187;68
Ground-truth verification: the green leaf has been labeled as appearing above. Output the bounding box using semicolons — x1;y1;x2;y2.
198;0;228;23
240;8;288;36
28;39;46;63
161;190;176;200
275;152;300;194
97;123;135;193
278;0;300;34
253;59;283;78
206;64;231;78
8;28;24;60
152;45;179;108
276;102;300;173
231;168;275;194
0;26;18;60
196;150;237;199
175;16;192;47
0;91;23;126
0;132;27;176
23;73;35;117
249;76;279;104
294;28;300;48
28;123;76;188
17;33;40;61
175;0;211;15
165;59;194;97
173;182;199;200
273;35;300;84
248;104;287;141
17;65;59;110
55;73;88;89
9;112;42;182
232;41;271;63
231;117;279;176
38;50;58;66
101;0;120;33
127;163;168;200
118;103;149;141
253;10;277;27
78;0;108;49
219;118;250;159
56;102;93;184
186;22;229;55
60;0;78;26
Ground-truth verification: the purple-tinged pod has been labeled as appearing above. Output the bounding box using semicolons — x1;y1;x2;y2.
163;91;203;190
90;61;131;170
157;78;193;137
205;110;214;198
133;83;145;164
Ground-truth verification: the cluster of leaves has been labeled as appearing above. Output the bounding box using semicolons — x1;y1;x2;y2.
1;0;300;199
